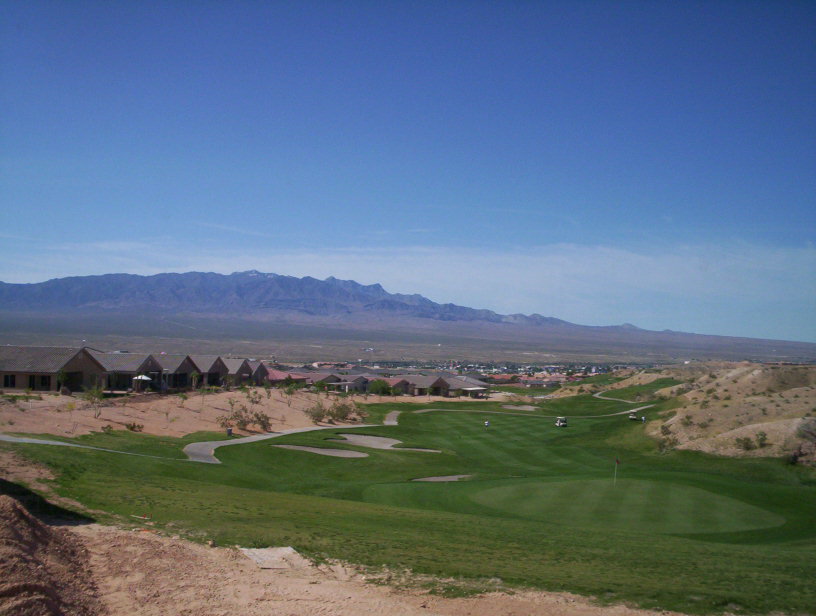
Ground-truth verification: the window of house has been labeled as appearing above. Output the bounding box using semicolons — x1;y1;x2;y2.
29;375;36;389
40;375;50;388
3;374;15;388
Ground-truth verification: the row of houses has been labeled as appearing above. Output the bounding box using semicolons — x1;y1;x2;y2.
0;346;491;397
266;369;489;398
0;346;267;393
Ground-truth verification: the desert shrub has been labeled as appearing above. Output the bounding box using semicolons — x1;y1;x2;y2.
796;418;816;442
659;436;678;453
756;431;769;448
125;422;143;432
327;400;355;422
101;424;113;434
252;411;271;432
681;415;693;427
660;425;672;436
735;437;755;451
177;392;188;407
304;402;325;422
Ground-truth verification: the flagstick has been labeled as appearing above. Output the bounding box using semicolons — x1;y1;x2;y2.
614;460;617;486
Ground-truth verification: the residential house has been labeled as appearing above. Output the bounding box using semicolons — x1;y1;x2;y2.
398;375;449;397
88;350;163;391
221;358;253;386
189;355;229;387
248;360;269;386
443;375;489;398
265;369;308;386
332;375;369;393
0;345;106;392
155;354;199;390
382;377;410;395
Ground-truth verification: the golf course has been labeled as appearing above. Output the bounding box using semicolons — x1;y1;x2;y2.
3;384;815;615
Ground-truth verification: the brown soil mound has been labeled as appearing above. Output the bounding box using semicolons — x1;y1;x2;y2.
0;495;103;616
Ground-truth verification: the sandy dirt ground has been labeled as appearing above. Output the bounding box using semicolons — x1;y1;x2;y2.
71;521;685;616
0;388;465;438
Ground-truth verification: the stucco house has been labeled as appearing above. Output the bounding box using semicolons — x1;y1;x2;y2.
0;346;106;392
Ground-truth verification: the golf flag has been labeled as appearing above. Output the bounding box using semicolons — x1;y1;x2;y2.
616;458;620;465
614;457;619;485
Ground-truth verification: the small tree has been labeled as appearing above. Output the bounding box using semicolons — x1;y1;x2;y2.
368;379;391;397
283;384;297;407
177;392;188;407
190;370;201;390
56;369;67;391
82;385;105;419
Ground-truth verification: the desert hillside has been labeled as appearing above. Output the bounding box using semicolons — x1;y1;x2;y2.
647;363;816;462
0;387;384;438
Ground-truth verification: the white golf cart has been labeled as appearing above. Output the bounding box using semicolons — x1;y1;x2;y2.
555;416;568;427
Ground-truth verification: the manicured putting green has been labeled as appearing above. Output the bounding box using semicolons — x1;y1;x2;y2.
469;478;785;534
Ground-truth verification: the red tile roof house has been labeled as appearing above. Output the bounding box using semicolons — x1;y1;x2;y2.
189;355;229;387
88;350;164;391
382;377;411;395
0;345;107;392
264;369;307;385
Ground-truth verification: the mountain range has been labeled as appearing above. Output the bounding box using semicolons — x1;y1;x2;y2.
1;271;814;362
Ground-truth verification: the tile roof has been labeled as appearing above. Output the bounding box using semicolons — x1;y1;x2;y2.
88;350;154;372
0;345;85;373
154;354;193;373
222;358;251;373
189;355;222;372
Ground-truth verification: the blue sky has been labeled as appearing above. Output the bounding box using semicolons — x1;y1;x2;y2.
1;1;814;342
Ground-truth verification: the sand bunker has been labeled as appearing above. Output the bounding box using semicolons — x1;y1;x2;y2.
413;474;472;482
272;444;368;458
502;405;537;411
331;434;440;453
0;495;103;616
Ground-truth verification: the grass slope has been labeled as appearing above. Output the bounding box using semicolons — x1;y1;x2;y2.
3;383;815;615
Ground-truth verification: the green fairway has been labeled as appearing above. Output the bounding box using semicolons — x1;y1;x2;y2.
3;388;815;615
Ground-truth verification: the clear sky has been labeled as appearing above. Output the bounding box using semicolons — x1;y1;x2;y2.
1;1;814;342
